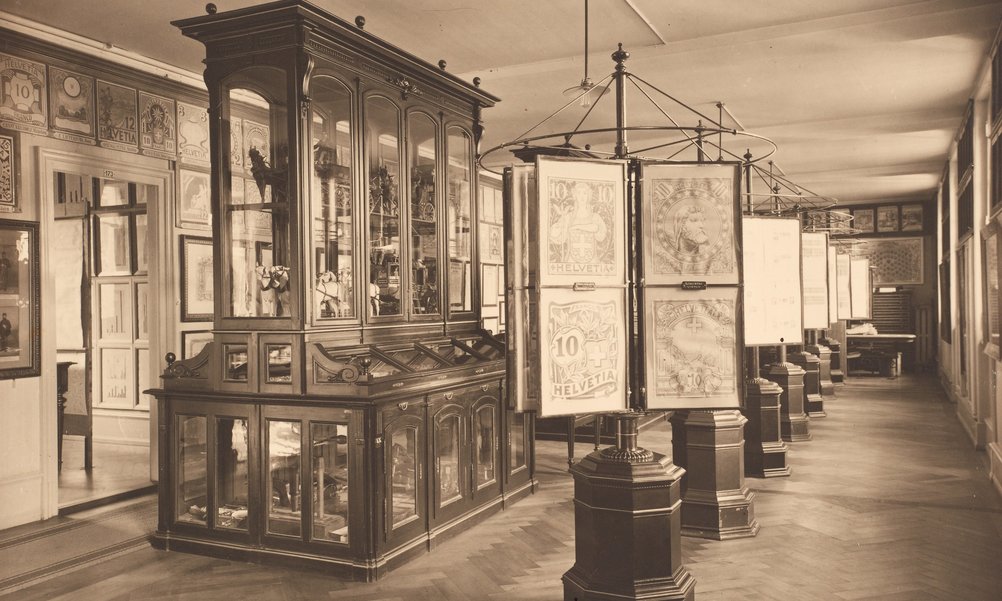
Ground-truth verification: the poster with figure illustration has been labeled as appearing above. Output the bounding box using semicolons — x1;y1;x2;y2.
644;287;741;409
537;157;626;287
96;80;138;153
537;287;628;416
641;162;741;286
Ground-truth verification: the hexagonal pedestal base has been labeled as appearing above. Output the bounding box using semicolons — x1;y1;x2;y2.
742;378;791;478
762;362;811;442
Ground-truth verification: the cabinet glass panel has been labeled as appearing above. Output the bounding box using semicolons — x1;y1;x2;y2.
265;344;292;383
366;96;402;317
177;415;207;525
311;77;355;320
511;412;526;470
225;70;292;319
310;423;349;544
410;113;439;316
389;426;418;528
96;178;130;207
437;414;462;506
215;417;249;531
446;128;472;312
135;214;148;274
95;214;132;276
267;420;302;537
475;406;495;487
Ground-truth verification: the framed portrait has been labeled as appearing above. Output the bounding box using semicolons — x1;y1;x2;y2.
851;237;924;285
643;286;741;410
900;204;923;232
0;219;40;379
177;168;211;229
537;156;628;287
182;330;213;360
0;129;19;212
180;235;214;322
641;162;741;286
482;263;499;306
876;205;899;232
852;208;874;233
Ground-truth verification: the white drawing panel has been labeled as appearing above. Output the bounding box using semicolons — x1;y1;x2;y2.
827;245;838;325
801;232;830;329
742;216;803;345
836;253;852;320
850;257;872;319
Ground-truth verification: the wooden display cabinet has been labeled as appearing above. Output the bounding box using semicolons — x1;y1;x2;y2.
150;1;535;580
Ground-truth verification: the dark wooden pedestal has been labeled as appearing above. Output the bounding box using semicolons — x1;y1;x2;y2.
789;351;825;418
669;410;759;540
742;377;791;478
563;415;695;601
808;343;835;397
762;362;811;442
822;337;843;383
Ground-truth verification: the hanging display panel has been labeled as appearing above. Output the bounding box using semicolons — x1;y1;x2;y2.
742;216;803;346
643;286;741;410
801;232;830;329
849;257;872;319
641;163;741;286
537;287;628;417
827;245;838;325
536;157;627;287
836;253;852;320
507;164;535;292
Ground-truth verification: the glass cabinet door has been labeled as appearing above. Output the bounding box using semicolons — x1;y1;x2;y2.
409;112;439;317
311;77;355;321
510;411;527;474
177;414;207;525
310;422;349;544
366;96;402;317
224;67;292;319
435;410;463;508
215;417;250;531
266;420;302;537
446;127;473;313
473;403;496;489
388;424;418;528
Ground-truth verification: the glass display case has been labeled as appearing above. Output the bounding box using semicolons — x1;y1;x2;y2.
152;1;535;581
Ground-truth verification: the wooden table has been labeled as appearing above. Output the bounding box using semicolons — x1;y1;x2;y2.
846;334;916;376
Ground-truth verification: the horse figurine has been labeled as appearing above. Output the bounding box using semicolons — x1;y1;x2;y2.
256;264;291;317
315;270;347;318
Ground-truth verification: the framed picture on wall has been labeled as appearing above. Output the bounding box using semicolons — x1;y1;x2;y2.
0;219;40;379
177;168;211;229
482;264;499;306
876;205;899;232
852;208;874;233
180;235;214;321
0;128;19;213
900;204;923;232
181;330;213;360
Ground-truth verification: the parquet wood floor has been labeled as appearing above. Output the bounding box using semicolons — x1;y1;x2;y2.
4;373;1002;600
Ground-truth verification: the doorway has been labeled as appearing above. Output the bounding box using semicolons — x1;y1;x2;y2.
49;158;164;512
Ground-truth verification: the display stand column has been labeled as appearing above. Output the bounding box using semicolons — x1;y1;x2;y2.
823;335;843;383
808;338;835;397
669;410;759;539
762;346;811;442
788;349;824;418
564;414;695;601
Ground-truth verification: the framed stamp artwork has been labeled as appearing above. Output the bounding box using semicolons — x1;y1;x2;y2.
180;235;214;321
0;128;18;212
536;157;627;288
641;162;741;286
852;208;874;233
876;205;899;232
48;67;96;144
96;80;139;153
0;53;47;135
177;168;211;229
643;286;741;410
177;102;210;166
0;219;40;379
851;237;924;285
900;204;923;232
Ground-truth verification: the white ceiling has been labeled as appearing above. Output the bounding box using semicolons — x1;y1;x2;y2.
4;0;1001;205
